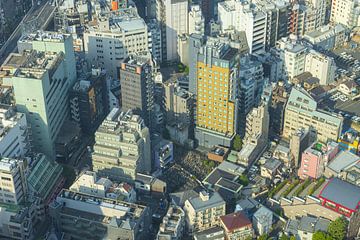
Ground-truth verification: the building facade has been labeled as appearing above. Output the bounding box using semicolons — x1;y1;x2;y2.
283;87;343;143
190;36;240;148
92;108;152;183
305;50;336;86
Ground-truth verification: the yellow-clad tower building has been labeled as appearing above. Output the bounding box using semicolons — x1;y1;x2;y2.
191;37;240;148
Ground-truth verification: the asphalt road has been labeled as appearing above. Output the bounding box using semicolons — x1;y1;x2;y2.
0;0;56;64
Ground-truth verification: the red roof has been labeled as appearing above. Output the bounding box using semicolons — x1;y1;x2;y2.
220;212;252;232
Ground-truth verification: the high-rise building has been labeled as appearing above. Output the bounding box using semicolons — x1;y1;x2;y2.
0;157;27;205
189;4;205;35
17;31;77;84
0;105;30;158
218;0;266;53
289;0;327;36
84;8;150;78
156;0;189;62
92;108;152;183
283;87;343;143
289;128;314;167
330;0;360;29
189;36;240;148
50;189;151;240
70;69;108;134
5;50;73;158
305;50;336;85
119;53;155;126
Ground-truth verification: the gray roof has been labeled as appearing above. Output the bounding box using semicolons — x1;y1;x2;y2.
203;169;237;186
285;216;330;235
194;226;225;240
319;178;360;210
298;216;330;233
187;192;225;212
327;151;360;173
253;206;273;224
263;158;282;171
215;177;242;192
170;189;198;207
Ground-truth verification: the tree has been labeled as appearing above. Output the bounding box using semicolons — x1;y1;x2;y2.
258;234;268;240
290;236;296;240
312;231;333;240
328;217;348;240
232;134;243;151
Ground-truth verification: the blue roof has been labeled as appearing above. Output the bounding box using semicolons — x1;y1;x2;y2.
319;178;360;211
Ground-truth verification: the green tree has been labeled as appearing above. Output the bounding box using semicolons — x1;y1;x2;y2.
312;231;333;240
290;236;296;240
280;235;290;240
328;217;348;240
258;234;268;240
232;134;243;151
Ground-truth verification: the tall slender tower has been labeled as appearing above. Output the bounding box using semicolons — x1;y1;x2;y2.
191;37;240;148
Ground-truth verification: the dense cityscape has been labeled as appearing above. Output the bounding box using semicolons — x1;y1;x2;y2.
0;0;359;239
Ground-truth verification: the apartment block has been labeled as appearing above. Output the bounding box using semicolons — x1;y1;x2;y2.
157;205;185;240
283;87;343;143
274;37;307;81
0;158;27;205
289;0;327;36
120;53;155;126
92;108;152;183
0;105;30;158
298;141;339;179
184;191;226;234
84;8;150;78
305;50;336;85
330;0;360;29
290;128;313;167
50;189;150;240
189;36;240;148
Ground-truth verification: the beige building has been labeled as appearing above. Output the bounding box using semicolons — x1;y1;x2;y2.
184;191;226;234
283;87;342;143
330;0;360;29
305;50;336;85
0;158;27;205
157;205;185;240
92;108;152;183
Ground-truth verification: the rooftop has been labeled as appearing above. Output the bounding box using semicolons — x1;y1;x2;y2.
0;157;23;173
0;105;25;142
187;191;225;212
319;178;360;211
19;31;70;43
220;212;252;232
327;151;360;173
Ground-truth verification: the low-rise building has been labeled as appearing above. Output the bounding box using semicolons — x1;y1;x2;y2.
70;171;137;202
157;205;185;240
284;216;330;240
298;142;339;179
193;226;225;240
252;206;273;235
50;189;151;240
220;211;253;240
184;191;226;234
338;129;360;154
318;178;360;217
27;154;64;204
325;151;360;185
303;24;347;50
260;158;282;179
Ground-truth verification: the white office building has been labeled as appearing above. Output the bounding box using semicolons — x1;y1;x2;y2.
305;50;336;85
84;8;150;78
156;0;189;62
189;4;205;35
